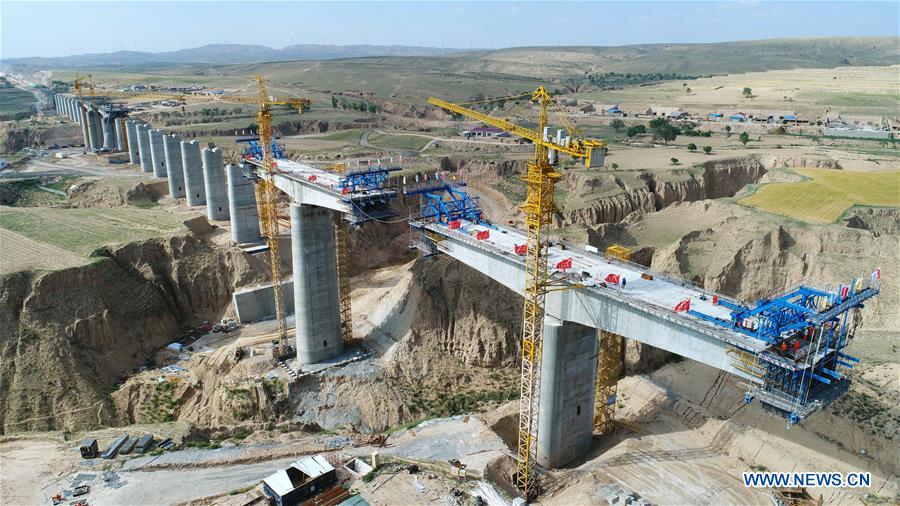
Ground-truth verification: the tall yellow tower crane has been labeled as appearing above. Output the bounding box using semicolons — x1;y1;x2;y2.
218;76;311;354
72;73;92;127
100;76;311;354
427;88;606;499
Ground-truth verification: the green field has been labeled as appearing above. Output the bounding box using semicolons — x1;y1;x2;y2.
366;132;430;151
739;168;900;223
0;207;186;255
0;87;37;119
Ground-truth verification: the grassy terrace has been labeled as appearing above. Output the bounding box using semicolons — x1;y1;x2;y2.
0;87;36;119
0;207;186;255
739;168;900;223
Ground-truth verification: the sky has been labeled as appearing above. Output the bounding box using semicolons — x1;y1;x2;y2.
1;1;898;59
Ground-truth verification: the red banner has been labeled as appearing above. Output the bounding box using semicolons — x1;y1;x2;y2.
839;285;849;299
604;273;620;284
556;258;573;270
476;230;490;240
673;298;691;312
712;295;719;305
307;175;317;182
448;220;461;230
514;244;528;255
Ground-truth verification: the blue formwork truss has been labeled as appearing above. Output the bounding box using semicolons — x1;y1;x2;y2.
339;165;401;193
404;179;486;225
688;279;880;424
236;136;284;160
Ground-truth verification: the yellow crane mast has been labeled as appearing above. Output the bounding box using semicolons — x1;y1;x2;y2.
101;76;311;355
427;88;605;498
240;75;310;354
72;73;91;127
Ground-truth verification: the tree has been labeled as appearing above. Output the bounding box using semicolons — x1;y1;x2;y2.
367;103;378;114
625;124;646;137
331;96;337;108
685;87;692;94
651;120;680;144
742;86;752;98
611;163;619;169
670;157;679;165
610;119;625;131
724;125;732;137
739;132;750;145
687;143;697;152
703;146;712;154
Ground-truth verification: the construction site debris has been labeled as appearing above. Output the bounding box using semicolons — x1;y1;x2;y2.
100;434;128;459
79;439;99;459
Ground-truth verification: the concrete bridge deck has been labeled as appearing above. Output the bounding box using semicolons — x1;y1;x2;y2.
245;158;396;221
414;218;772;380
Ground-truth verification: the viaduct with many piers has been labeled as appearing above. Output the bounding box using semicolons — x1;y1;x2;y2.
49;91;880;470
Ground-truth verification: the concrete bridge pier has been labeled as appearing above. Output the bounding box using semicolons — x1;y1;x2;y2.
115;118;126;151
226;164;261;243
290;203;343;365
100;114;115;150
536;317;598;469
163;134;185;198
181;140;206;206
78;102;90;148
202;147;229;221
125;120;140;164
86;108;101;152
136;124;153;173
149;129;167;178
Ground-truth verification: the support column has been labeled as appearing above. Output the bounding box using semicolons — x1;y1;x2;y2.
101;114;115;150
536;317;598;468
115;118;125;151
125;120;140;164
202;147;229;221
92;109;103;149
163;134;185;198
226;164;261;243
149;129;167;178
136;124;153;173
181;140;205;206
86;108;101;152
79;102;90;148
291;203;343;365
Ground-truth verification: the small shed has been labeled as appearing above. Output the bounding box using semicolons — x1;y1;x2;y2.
263;455;337;506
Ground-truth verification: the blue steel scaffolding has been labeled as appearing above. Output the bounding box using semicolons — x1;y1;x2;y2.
689;277;880;423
